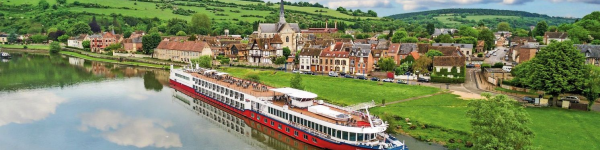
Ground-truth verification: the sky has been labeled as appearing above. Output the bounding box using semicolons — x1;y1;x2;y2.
265;0;599;18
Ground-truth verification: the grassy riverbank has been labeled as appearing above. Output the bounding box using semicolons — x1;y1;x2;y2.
371;94;600;150
220;67;440;105
1;44;50;50
60;51;169;69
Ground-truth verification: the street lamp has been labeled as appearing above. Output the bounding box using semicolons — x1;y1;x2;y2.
415;70;420;85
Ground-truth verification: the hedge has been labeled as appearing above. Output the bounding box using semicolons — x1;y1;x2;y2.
431;75;465;83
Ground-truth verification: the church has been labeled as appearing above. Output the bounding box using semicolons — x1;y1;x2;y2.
256;0;302;52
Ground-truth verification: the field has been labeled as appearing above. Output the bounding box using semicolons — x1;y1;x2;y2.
1;44;49;50
434;15;520;24
4;0;369;22
371;94;600;150
220;67;440;105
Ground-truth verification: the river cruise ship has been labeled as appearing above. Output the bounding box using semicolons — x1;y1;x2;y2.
169;65;408;150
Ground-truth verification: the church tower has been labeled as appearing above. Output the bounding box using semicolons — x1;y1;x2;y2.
278;0;286;27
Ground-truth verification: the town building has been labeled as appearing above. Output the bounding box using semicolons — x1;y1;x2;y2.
67;34;88;49
319;42;350;73
398;43;418;64
227;44;247;61
299;47;323;72
0;33;8;44
256;0;301;53
515;44;546;63
349;44;373;75
247;35;284;64
575;44;600;66
89;32;120;53
431;28;458;38
154;40;212;63
544;32;569;44
433;56;466;78
432;43;474;57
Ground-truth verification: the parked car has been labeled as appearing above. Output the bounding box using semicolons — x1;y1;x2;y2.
292;69;299;73
370;77;380;81
522;96;535;103
344;74;354;78
417;77;430;82
304;71;315;75
382;78;394;83
276;67;285;70
493;53;497;56
560;96;580;103
339;72;346;76
396;79;407;84
357;75;367;80
466;64;475;68
328;71;339;77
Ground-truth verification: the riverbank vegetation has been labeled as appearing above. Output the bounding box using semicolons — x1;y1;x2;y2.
60;51;168;69
219;67;440;105
370;93;600;150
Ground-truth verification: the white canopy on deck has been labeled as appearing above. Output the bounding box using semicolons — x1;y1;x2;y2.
216;73;229;76
270;88;318;99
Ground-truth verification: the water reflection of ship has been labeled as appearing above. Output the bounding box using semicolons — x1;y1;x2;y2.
172;89;322;150
68;57;85;66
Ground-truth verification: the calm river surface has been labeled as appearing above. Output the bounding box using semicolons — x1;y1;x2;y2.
0;53;445;150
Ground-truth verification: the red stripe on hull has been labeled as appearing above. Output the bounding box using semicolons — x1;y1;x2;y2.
170;79;384;150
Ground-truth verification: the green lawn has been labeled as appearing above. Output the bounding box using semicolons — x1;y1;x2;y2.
435;15;520;24
1;44;49;50
60;51;168;69
371;94;600;149
220;67;440;105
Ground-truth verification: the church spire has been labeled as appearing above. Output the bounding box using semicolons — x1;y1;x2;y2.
278;0;286;24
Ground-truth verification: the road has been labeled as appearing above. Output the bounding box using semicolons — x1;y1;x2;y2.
484;46;510;65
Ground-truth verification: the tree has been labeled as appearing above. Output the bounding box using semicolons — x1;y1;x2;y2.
413;57;432;78
534;21;548;37
396;62;411;75
400;55;415;64
567;25;590;44
478;29;495;50
142;33;161;55
283;47;291;59
38;0;49;10
30;34;47;43
189;13;211;35
458;26;479;37
49;41;61;54
497;22;511;31
89;16;101;33
425;49;443;58
548;26;558;32
592;40;600;45
400;37;418;43
58;34;69;43
104;43;121;51
515;29;529;37
290;73;304;90
191;55;213;68
583;66;600;110
7;33;17;44
493;62;504;68
434;34;454;43
516;41;586;106
123;31;132;38
188;34;197;41
426;23;435;35
56;0;66;4
467;94;535;150
456;36;478;46
69;22;92;35
82;40;90;48
391;29;408;43
378;57;395;72
176;31;187;36
273;56;287;65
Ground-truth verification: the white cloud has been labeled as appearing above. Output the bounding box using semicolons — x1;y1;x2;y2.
547;0;600;4
0;91;66;126
395;0;535;10
79;110;182;148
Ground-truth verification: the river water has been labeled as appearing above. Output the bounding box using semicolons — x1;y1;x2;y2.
0;53;445;150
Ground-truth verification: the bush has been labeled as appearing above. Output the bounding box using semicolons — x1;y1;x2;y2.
477;53;484;57
23;45;28;49
431;75;465;83
49;42;61;53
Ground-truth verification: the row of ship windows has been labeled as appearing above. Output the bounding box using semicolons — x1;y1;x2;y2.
175;73;190;81
194;78;245;101
193;85;245;110
194;99;244;135
268;107;376;142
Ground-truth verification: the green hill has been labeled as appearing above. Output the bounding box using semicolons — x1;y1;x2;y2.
387;8;576;29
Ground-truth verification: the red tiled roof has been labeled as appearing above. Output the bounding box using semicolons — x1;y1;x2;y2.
410;51;420;60
388;43;401;54
157;41;207;52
